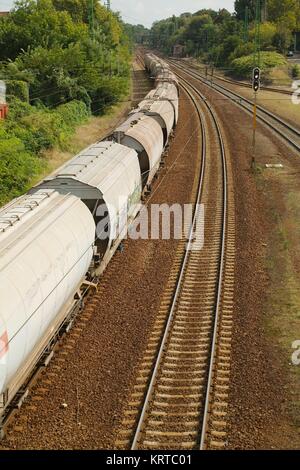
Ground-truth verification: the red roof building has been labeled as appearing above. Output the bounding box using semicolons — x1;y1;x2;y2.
0;104;9;120
0;12;9;17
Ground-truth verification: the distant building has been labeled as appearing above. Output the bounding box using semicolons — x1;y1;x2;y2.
0;104;8;119
0;11;9;17
173;44;185;58
0;80;8;120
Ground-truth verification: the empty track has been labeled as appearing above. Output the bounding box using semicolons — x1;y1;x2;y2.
170;60;300;153
176;59;294;96
117;70;236;451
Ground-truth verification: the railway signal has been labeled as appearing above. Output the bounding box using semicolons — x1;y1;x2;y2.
252;67;261;92
252;67;261;169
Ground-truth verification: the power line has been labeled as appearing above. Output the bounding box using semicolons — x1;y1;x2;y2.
254;0;261;67
244;6;249;42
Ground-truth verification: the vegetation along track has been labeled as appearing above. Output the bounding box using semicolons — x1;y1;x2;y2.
116;71;236;450
170;60;300;153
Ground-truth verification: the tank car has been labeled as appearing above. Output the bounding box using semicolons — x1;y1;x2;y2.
0;190;95;421
29;141;142;273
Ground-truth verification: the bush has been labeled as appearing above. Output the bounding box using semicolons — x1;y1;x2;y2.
90;76;130;115
0;98;90;205
229;42;255;62
4;97;90;153
56;100;90;127
291;64;300;79
6;80;29;102
0;125;44;205
230;51;287;79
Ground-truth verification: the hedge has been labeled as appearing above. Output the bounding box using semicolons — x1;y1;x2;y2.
0;98;90;205
230;51;287;79
6;80;29;103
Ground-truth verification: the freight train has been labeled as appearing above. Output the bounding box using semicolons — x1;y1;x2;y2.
0;54;179;432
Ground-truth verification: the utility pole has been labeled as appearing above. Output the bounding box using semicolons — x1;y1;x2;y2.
105;0;111;10
88;0;94;39
261;0;268;22
251;0;262;170
244;6;249;42
254;0;261;68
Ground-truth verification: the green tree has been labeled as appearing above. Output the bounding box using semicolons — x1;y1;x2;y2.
249;21;277;48
234;0;257;21
0;0;88;60
0;0;131;110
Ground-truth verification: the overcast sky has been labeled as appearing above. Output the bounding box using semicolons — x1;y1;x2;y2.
1;1;235;28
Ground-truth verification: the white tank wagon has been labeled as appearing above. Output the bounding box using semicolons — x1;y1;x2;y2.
144;54;157;72
146;82;179;125
112;113;164;190
146;56;164;77
0;190;95;420
132;98;175;146
155;69;179;91
29;141;142;271
151;61;164;77
145;55;176;83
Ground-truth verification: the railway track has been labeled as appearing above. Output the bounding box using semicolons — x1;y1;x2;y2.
116;71;235;450
169;60;300;153
177;59;294;96
0;55;153;442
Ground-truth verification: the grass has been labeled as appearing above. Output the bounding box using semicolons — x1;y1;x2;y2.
258;170;300;435
267;65;292;86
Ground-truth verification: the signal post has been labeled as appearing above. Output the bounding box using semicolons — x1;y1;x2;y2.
252;67;261;169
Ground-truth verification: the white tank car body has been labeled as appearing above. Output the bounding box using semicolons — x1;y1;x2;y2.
29;141;142;265
144;54;156;71
113;113;164;189
155;69;179;90
132;98;175;146
146;55;165;77
146;83;179;125
0;190;95;404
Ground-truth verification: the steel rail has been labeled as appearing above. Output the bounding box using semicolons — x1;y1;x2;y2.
131;74;228;450
170;60;300;153
176;59;294;97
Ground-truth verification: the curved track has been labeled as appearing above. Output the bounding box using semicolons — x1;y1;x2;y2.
117;71;236;451
170;60;300;153
177;59;294;96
